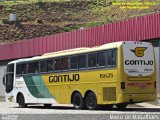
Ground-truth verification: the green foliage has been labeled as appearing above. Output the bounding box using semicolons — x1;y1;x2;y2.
2;19;10;24
0;0;71;6
63;25;80;32
85;21;105;27
0;0;160;43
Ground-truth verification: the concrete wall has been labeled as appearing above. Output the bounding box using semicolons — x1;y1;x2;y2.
0;60;10;102
0;65;6;101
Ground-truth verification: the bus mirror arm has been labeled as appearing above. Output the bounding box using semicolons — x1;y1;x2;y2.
2;76;6;85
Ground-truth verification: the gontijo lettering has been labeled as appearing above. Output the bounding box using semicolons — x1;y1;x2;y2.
125;60;153;65
49;74;80;83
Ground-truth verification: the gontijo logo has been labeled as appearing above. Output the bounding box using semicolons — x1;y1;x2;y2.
130;47;147;57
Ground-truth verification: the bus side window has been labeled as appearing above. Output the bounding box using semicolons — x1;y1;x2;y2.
47;59;54;72
88;53;97;68
22;64;27;74
40;60;47;73
107;50;116;68
28;62;39;74
55;58;62;71
78;55;86;69
28;63;34;73
62;57;69;71
33;62;39;73
16;64;22;75
70;56;78;70
97;52;106;67
112;50;116;67
16;64;27;75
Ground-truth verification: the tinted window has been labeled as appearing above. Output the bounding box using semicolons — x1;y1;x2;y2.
7;64;14;72
21;64;27;74
47;59;54;72
62;57;69;70
55;58;62;71
27;63;33;73
16;64;26;75
28;62;39;73
107;50;116;67
98;52;106;67
6;74;14;93
88;53;97;68
40;61;47;72
112;50;116;67
78;55;86;69
16;64;22;75
70;56;78;70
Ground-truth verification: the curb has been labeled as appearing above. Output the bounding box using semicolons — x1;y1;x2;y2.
136;102;160;108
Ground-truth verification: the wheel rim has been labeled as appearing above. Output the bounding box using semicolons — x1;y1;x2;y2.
87;96;95;107
86;93;97;110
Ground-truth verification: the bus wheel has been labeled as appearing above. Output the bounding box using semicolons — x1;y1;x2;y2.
44;104;52;108
72;92;84;110
85;92;98;110
17;94;27;108
116;103;127;110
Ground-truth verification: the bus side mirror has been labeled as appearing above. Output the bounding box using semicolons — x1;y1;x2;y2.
2;76;6;85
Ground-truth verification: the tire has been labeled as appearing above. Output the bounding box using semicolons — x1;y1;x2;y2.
17;94;27;108
44;104;52;108
116;103;127;110
72;92;85;110
85;92;98;110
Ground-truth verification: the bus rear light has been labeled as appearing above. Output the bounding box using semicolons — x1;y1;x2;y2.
127;82;152;86
121;82;125;90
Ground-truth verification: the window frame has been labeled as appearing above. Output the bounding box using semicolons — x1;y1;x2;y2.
54;57;62;72
40;60;47;73
16;63;27;76
27;61;40;74
78;54;87;70
106;49;117;68
15;48;117;76
88;52;97;69
62;56;69;72
47;59;54;72
97;51;106;68
69;55;78;71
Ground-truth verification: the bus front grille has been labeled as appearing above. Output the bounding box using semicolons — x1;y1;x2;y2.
103;87;116;101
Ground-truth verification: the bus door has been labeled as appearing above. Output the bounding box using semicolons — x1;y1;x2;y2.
3;64;14;93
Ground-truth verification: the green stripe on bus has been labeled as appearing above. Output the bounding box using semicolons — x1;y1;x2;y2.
32;76;52;98
23;76;52;98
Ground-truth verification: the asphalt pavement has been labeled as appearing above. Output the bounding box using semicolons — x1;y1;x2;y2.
0;102;160;120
